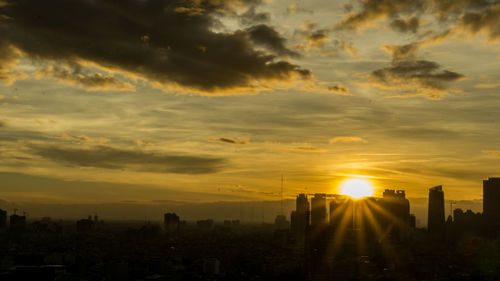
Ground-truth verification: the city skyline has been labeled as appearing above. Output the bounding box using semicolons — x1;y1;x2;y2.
0;178;491;228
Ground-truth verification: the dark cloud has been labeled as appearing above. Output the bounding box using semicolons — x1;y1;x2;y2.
0;0;310;93
307;30;330;45
31;145;225;174
246;24;299;57
460;3;500;40
372;40;464;99
327;84;349;94
390;16;420;33
433;0;494;20
210;137;248;145
372;60;464;99
36;65;135;91
294;23;332;51
337;0;425;31
240;7;270;25
383;42;420;61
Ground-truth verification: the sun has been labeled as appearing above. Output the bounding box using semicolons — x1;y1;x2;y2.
340;179;374;199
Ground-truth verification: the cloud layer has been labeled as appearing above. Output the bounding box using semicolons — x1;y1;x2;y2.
0;0;310;93
31;145;225;174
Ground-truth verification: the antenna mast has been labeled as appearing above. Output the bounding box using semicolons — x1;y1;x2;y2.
450;201;455;220
280;174;284;216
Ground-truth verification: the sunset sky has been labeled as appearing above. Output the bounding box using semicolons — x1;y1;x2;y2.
0;0;499;211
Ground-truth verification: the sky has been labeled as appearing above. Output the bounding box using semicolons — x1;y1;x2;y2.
0;0;499;219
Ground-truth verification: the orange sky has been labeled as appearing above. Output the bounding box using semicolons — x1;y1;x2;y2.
0;0;499;211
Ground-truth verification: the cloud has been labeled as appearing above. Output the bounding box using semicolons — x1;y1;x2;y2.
371;60;464;99
209;137;248;145
336;0;425;31
246;24;299;57
382;42;420;61
293;21;358;56
459;3;500;41
289;146;326;153
285;4;313;15
55;134;110;144
329;136;367;144
372;41;464;99
36;65;136;91
0;41;24;84
30;145;225;174
327;83;349;94
483;150;500;158
0;0;310;94
240;6;270;25
475;82;500;88
134;139;155;147
390;16;420;33
432;0;494;20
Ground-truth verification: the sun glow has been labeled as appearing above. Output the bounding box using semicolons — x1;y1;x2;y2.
340;179;374;199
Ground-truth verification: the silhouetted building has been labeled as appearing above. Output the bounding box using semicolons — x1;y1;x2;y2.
76;217;94;232
164;212;180;233
274;214;288;229
483;177;500;233
223;220;231;226
379;189;410;233
197;219;214;229
311;193;327;226
9;214;26;233
453;208;483;235
0;209;6;229
291;193;310;238
409;214;416;229
231;220;240;226
428;185;445;234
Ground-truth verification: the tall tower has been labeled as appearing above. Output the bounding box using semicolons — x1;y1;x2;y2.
291;193;310;237
428;185;445;234
311;193;327;226
0;209;6;229
483;178;500;232
164;213;180;234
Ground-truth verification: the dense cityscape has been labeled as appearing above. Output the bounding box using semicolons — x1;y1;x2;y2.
0;178;499;280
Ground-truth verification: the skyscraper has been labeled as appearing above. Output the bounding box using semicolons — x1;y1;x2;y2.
311;193;327;226
0;209;6;229
164;213;180;233
291;193;310;237
379;189;410;225
483;178;500;233
428;185;445;234
378;189;410;239
10;213;26;233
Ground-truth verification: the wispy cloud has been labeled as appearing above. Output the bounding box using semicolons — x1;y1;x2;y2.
329;136;367;144
209;137;249;145
30;145;226;174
